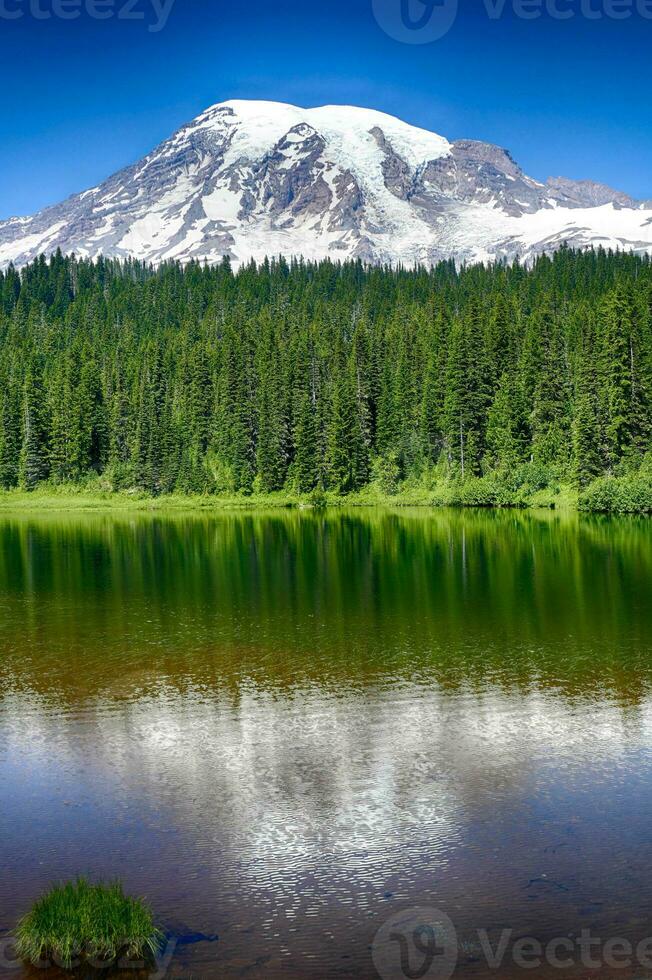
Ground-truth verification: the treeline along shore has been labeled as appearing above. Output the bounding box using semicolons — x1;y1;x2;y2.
1;247;652;513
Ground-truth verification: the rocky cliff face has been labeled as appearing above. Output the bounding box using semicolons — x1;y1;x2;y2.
1;99;651;270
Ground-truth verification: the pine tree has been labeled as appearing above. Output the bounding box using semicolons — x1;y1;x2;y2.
19;362;49;490
526;308;571;467
0;383;21;489
289;331;322;492
419;311;449;465
572;337;603;487
599;287;642;468
485;372;529;472
325;351;369;493
441;306;492;476
292;391;321;491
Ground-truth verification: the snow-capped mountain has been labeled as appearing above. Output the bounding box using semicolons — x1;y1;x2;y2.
1;99;652;270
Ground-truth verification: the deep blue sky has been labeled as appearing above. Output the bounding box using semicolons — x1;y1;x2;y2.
1;0;651;219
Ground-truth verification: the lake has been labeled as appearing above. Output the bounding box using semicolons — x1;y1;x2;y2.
2;508;652;979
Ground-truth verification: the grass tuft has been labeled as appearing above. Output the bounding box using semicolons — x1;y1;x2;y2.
15;878;163;967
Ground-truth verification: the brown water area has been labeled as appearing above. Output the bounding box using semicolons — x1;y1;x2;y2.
1;508;652;979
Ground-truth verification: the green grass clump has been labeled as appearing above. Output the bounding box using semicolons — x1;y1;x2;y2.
15;879;163;967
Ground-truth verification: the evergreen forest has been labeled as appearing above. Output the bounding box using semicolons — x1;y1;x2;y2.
1;246;652;511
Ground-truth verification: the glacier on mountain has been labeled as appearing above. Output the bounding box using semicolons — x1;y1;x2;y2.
1;99;651;270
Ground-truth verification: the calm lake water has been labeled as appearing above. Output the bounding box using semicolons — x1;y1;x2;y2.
2;508;652;979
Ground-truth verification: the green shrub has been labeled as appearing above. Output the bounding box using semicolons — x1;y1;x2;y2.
504;462;560;495
371;452;402;495
309;488;328;509
15;879;162;968
447;476;515;508
205;452;237;494
580;475;652;513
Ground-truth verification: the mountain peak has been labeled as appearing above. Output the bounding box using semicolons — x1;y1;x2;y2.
1;99;650;270
546;175;638;209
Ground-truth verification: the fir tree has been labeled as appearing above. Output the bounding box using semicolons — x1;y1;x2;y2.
19;363;49;490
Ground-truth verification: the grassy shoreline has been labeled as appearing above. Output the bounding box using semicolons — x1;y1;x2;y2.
0;481;578;513
1;471;651;514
